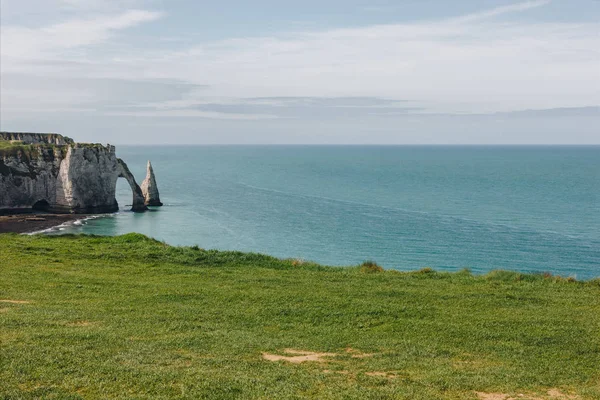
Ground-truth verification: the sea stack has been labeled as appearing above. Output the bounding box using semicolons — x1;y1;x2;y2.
141;160;163;206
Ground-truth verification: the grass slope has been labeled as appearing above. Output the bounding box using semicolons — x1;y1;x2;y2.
1;233;599;400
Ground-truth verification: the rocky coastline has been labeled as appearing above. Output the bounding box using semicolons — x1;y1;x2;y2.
1;132;162;216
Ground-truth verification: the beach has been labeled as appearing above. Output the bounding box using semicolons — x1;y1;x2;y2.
0;213;89;234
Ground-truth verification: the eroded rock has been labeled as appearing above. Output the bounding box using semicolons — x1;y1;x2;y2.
1;132;148;213
141;160;163;206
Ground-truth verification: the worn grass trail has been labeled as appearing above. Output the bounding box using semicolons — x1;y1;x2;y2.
1;233;599;399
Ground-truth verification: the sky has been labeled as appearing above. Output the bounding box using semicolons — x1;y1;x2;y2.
0;0;599;144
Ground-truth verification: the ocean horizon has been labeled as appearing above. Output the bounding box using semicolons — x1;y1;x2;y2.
51;145;600;280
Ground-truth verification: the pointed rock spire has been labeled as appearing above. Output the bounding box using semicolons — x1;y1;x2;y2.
141;160;163;206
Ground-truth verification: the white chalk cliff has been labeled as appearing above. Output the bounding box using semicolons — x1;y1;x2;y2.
0;132;148;213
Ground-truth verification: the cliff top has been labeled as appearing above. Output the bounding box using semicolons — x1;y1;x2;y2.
0;132;74;146
0;132;113;158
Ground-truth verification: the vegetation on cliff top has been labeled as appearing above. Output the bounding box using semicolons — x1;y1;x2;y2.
0;143;61;157
1;233;599;399
0;142;67;179
0;134;66;157
0;139;108;161
0;132;74;145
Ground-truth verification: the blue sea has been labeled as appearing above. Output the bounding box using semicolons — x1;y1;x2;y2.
54;146;600;279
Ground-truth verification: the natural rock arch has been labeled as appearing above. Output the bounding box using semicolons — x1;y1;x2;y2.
1;134;154;214
117;159;147;212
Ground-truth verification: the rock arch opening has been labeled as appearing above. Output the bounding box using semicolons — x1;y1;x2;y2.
116;159;147;212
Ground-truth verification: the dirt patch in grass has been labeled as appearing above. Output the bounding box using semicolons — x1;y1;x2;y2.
0;299;31;304
263;348;376;364
65;320;97;327
322;369;397;379
262;349;337;363
454;359;487;367
476;389;579;400
476;394;511;400
546;389;578;399
365;371;397;378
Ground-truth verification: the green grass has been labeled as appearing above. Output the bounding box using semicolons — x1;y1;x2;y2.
1;233;599;399
0;142;63;158
0;139;26;150
0;141;105;157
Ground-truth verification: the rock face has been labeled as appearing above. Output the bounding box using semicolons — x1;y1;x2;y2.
0;132;148;213
140;161;163;206
1;132;73;146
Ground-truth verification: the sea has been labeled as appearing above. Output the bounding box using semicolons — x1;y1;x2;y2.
51;146;600;280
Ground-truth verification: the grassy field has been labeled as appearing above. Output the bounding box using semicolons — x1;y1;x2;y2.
1;233;599;399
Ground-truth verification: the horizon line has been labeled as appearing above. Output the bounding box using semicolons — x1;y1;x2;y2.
114;143;600;146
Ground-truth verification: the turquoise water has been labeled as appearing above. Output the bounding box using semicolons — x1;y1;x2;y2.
55;146;600;279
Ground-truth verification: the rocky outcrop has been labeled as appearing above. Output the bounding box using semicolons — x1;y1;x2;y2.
140;161;163;206
0;145;64;211
0;132;73;146
1;133;148;213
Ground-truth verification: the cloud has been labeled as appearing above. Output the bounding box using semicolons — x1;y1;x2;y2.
362;0;551;18
0;0;153;20
0;0;598;137
0;74;205;115
146;16;598;114
494;106;600;117
451;0;551;23
109;96;420;120
57;0;145;9
242;97;408;108
181;97;420;119
0;9;163;59
107;110;280;120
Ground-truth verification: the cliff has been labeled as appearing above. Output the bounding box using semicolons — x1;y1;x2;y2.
141;161;163;206
0;132;74;146
0;132;148;213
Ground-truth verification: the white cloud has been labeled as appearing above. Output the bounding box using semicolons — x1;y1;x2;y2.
140;17;599;113
451;0;551;23
1;0;598;126
1;9;162;59
108;109;280;120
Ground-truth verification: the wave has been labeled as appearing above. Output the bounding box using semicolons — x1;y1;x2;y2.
26;214;110;236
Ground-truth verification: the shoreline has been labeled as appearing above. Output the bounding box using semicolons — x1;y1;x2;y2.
0;213;92;234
